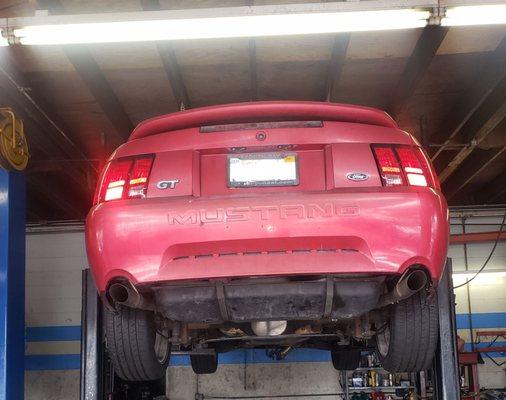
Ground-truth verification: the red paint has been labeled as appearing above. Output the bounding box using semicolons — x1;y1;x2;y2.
86;101;449;293
130;101;397;140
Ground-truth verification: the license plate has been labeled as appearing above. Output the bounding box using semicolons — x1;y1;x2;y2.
228;153;299;187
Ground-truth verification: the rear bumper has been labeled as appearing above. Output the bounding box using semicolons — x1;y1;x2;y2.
86;187;449;292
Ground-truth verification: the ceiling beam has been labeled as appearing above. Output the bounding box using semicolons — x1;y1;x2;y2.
431;37;506;162
443;146;506;201
156;43;191;110
245;0;257;102
388;25;448;119
34;0;133;142
4;1;442;27
249;39;258;101
140;0;191;110
437;74;506;183
64;46;133;141
324;33;350;102
34;0;64;13
140;0;160;10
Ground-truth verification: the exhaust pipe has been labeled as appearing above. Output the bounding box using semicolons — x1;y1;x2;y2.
108;282;155;311
377;269;428;308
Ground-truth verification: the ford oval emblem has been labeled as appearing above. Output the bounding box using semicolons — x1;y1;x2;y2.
347;173;369;182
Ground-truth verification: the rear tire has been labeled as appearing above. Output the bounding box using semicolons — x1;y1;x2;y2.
331;349;361;371
190;353;218;374
104;305;170;381
375;290;438;372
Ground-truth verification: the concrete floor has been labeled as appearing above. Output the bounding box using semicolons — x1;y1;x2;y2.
168;362;343;400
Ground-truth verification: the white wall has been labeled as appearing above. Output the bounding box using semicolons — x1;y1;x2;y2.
25;230;85;399
24;213;506;399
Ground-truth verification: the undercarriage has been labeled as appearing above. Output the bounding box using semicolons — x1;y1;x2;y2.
102;268;437;378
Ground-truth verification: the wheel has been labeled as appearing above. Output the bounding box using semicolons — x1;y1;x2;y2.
331;349;361;370
104;305;170;381
190;353;218;374
375;290;438;372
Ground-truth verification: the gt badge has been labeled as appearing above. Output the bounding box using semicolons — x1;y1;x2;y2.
157;180;180;189
346;173;369;182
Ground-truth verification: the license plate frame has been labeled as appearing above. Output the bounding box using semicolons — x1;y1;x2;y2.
227;152;299;188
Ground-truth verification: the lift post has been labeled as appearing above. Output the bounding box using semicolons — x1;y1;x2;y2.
0;169;26;400
80;269;104;400
80;269;165;400
433;259;461;400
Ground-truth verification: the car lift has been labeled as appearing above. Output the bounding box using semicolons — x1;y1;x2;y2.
0;109;28;400
80;259;461;400
0;168;25;400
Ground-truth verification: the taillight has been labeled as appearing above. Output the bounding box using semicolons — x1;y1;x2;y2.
94;154;154;205
372;145;438;189
371;146;404;186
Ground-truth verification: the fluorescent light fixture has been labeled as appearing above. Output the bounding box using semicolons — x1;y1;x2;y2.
13;9;429;45
453;270;506;286
442;4;506;26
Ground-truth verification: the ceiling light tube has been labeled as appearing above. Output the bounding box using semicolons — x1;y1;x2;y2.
452;270;506;286
442;4;506;26
13;9;430;45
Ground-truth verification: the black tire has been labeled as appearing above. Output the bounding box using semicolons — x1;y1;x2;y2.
190;353;218;374
376;290;438;372
331;349;361;371
104;306;170;381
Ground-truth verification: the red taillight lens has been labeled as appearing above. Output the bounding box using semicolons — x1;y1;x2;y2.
372;145;438;189
128;157;154;199
371;146;404;186
94;154;154;205
396;146;430;187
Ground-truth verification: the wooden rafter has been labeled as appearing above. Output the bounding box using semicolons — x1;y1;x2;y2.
438;75;506;183
35;0;133;142
140;0;191;110
324;33;350;102
431;37;506;162
388;26;448;119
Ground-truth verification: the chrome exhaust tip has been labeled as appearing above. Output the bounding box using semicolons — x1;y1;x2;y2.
107;282;155;311
378;269;428;308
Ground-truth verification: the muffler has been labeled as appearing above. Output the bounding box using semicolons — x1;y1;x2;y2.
251;320;287;336
108;281;155;311
377;269;428;308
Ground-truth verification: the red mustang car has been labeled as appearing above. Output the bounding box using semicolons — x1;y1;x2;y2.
86;101;449;381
